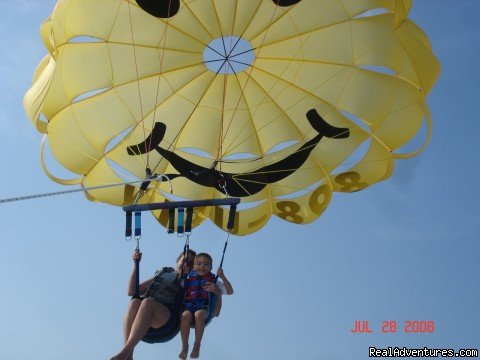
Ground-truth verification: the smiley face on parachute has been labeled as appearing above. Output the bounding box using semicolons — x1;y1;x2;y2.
126;0;352;198
24;0;440;233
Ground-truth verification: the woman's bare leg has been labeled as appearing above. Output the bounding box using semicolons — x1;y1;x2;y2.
190;310;206;359
111;298;170;360
123;299;142;344
179;310;192;359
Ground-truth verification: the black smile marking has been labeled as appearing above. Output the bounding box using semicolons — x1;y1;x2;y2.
127;109;349;197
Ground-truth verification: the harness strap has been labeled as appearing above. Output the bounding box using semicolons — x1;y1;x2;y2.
134;211;142;238
125;211;133;238
177;208;184;234
227;204;237;231
185;207;193;233
168;208;175;233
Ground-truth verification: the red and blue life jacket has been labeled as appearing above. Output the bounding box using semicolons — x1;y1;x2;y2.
184;270;215;302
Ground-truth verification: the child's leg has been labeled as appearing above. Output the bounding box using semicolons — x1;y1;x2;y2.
190;310;206;359
179;310;193;360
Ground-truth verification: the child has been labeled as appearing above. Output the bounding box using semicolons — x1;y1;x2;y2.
179;253;233;359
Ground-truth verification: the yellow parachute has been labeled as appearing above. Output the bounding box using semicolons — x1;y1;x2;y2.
24;0;440;235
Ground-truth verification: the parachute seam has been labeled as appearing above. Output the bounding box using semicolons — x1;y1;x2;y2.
149;70;225;175
150;1;175;168
221;65;384;186
221;1;280;150
75;0;149;172
233;0;265;41
128;0;211;48
223;28;318;156
182;1;216;40
248;0;334;49
229;73;273;203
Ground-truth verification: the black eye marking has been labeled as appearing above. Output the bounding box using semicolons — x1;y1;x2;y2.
135;0;180;18
272;0;302;6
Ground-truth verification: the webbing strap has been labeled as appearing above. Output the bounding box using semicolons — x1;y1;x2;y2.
134;211;141;237
185;208;193;233
168;209;175;233
227;204;237;230
125;211;133;238
177;208;184;234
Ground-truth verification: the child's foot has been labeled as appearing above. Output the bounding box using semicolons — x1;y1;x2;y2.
179;346;189;360
190;342;201;359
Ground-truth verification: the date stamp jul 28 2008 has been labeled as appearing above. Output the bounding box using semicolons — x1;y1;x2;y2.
350;320;435;334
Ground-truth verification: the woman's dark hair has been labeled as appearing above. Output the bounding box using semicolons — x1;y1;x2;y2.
177;249;197;262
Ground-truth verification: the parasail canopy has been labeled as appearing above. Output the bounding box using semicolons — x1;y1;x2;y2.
24;0;440;235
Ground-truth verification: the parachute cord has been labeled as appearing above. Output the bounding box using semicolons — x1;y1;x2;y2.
127;2;147;166
220;1;281;151
149;0;173;162
215;231;230;284
0;175;169;205
215;67;228;167
150;60;230;176
181;233;191;276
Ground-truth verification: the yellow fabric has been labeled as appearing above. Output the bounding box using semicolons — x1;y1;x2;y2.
24;0;440;235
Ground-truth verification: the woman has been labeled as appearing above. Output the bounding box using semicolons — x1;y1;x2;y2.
111;249;196;360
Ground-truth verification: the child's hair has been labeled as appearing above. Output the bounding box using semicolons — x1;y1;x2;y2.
177;249;197;262
195;252;213;265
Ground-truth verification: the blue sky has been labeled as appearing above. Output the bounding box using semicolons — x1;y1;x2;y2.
0;1;479;360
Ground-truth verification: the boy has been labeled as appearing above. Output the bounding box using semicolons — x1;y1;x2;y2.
179;253;233;359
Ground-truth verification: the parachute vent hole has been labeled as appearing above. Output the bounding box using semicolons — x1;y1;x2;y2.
340;110;371;133
331;138;372;175
68;36;103;43
73;87;111;103
178;147;214;160
360;65;397;76
265;140;299;155
105;126;135;153
222;152;258;161
354;8;388;19
203;36;255;74
161;192;193;202
106;158;143;184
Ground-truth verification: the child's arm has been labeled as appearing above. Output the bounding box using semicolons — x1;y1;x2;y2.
216;267;234;295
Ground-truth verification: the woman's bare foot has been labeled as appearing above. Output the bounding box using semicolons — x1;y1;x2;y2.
110;348;133;360
179;346;189;360
190;342;201;358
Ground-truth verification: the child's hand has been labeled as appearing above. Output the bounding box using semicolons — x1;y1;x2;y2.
216;267;224;278
203;282;221;295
